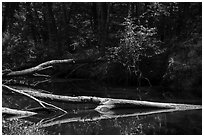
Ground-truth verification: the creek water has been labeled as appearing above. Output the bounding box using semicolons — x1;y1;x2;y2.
3;80;202;135
43;109;202;135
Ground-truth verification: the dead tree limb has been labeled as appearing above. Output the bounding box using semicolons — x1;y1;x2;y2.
2;84;67;113
3;58;105;78
2;107;37;117
2;59;75;77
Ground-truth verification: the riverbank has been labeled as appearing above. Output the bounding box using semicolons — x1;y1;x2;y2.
2;118;47;135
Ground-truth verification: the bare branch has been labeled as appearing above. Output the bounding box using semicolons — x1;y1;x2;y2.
2;107;37;119
2;85;67;113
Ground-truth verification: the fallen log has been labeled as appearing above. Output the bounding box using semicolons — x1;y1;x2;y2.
3;58;105;77
5;86;202;112
3;59;74;77
94;100;202;113
2;107;37;117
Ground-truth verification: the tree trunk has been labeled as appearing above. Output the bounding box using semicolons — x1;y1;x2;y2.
25;3;38;45
94;2;110;56
43;3;62;59
4;86;202;112
62;3;72;24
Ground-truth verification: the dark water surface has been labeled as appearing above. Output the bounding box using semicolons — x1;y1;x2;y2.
42;109;202;135
3;80;202;135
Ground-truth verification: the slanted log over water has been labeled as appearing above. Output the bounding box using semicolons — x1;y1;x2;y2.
2;58;105;78
3;86;202;113
2;59;75;77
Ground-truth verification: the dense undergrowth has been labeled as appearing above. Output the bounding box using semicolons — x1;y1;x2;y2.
2;119;48;135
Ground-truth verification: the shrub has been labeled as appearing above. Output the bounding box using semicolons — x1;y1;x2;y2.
107;16;165;86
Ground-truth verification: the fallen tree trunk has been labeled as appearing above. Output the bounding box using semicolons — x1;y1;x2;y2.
4;86;202;112
3;59;74;77
2;107;37;117
3;58;105;78
21;89;202;111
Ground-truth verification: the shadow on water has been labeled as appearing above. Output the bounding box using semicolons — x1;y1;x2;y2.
3;80;202;135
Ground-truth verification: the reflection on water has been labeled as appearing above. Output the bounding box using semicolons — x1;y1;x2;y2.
3;81;202;135
41;109;201;135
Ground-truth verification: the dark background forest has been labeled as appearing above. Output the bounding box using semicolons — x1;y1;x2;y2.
2;2;202;100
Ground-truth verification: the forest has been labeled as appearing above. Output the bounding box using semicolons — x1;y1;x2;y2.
2;2;202;135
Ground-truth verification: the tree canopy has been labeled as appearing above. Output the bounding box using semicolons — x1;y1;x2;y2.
2;2;202;92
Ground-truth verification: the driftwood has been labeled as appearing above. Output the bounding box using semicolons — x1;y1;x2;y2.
4;86;202;113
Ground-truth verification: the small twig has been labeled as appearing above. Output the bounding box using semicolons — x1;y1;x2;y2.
31;79;51;86
39;101;67;113
38;65;53;72
33;73;51;78
2;79;13;85
143;76;152;87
